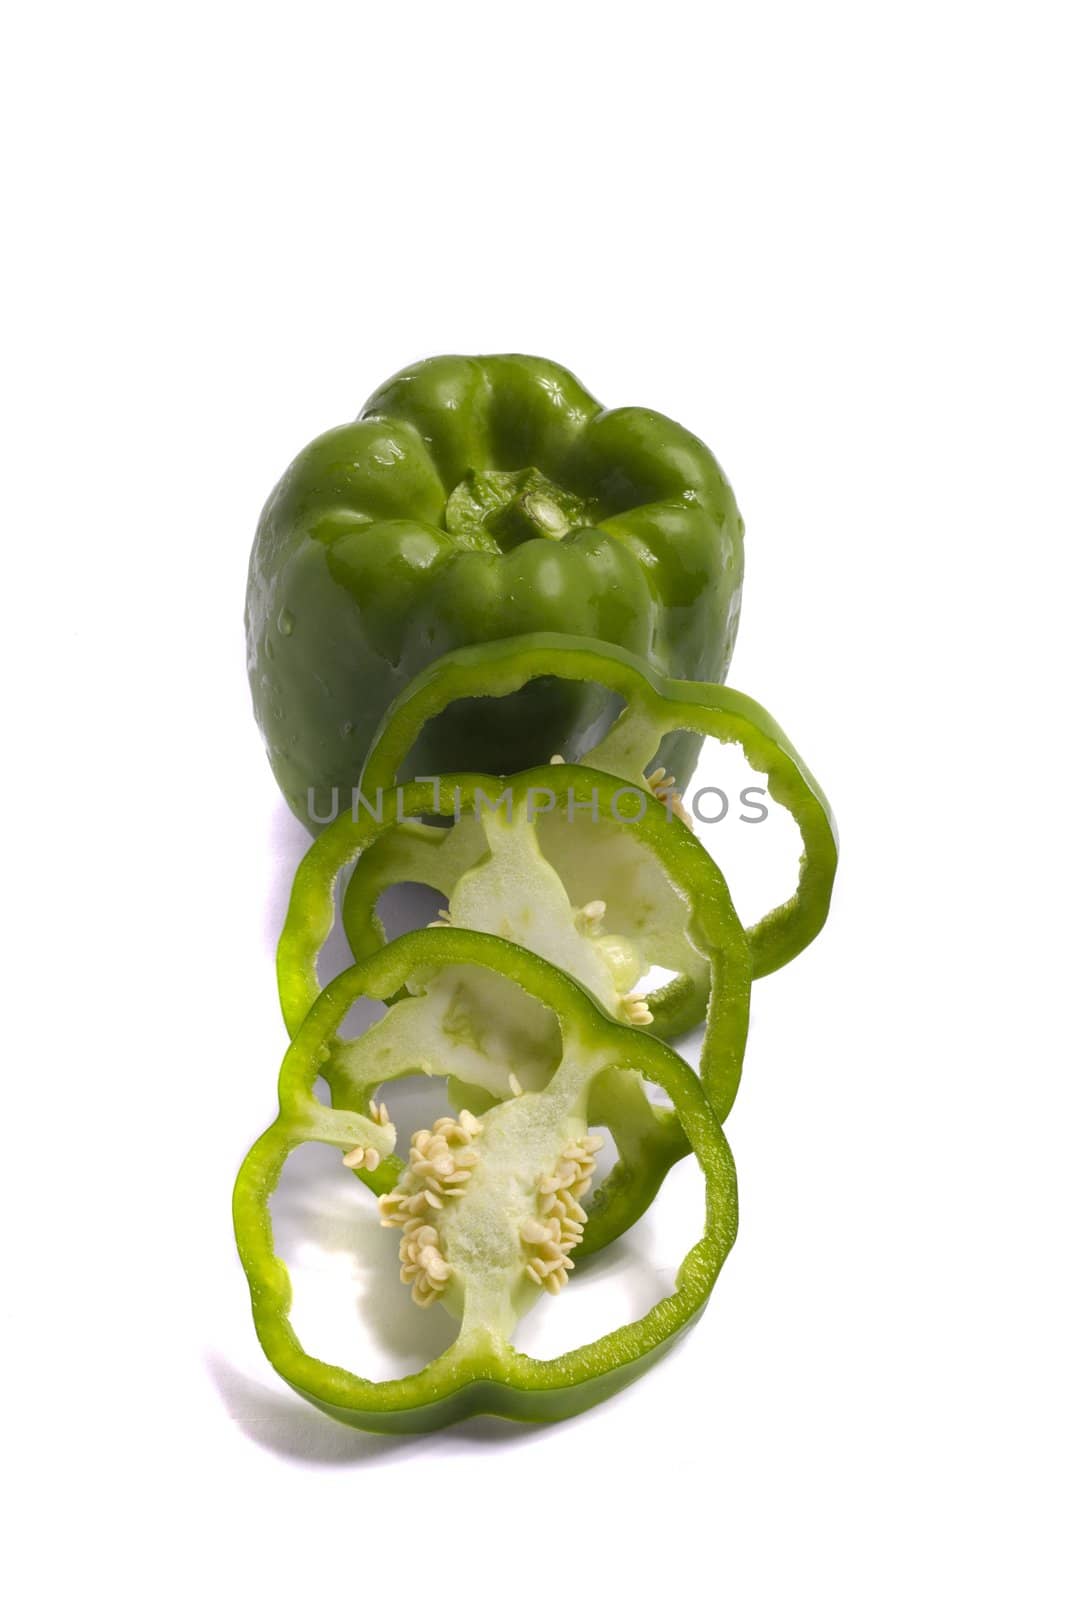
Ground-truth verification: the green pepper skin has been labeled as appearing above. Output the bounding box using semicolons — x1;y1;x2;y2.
246;356;744;829
234;928;738;1433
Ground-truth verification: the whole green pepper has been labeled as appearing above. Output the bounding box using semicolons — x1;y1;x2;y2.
234;927;738;1432
246;355;744;829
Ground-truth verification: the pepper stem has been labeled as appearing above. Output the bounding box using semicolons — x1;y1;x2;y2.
485;488;570;548
443;466;589;551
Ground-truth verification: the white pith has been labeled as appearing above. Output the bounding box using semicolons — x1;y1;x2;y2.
330;964;563;1104
436;811;655;1026
374;1055;609;1336
365;792;706;1028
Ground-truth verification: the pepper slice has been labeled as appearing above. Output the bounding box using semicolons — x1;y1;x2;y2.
278;771;752;1130
234;927;738;1433
341;767;716;1041
359;632;838;979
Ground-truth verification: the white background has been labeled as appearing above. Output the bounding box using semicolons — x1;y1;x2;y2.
3;3;1064;1595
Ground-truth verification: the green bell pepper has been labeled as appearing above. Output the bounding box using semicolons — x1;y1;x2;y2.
246;354;744;829
358;633;838;980
233;927;738;1433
